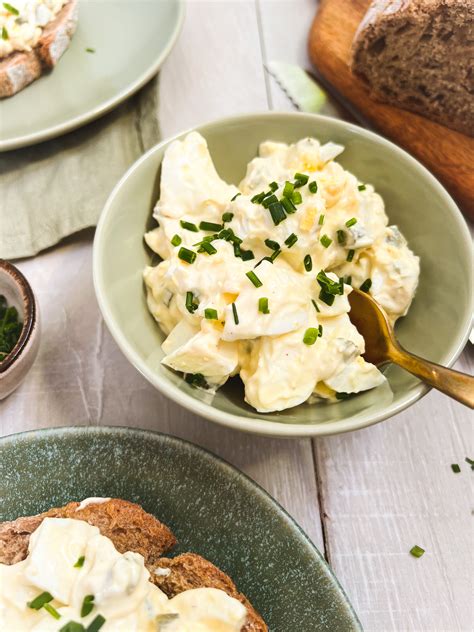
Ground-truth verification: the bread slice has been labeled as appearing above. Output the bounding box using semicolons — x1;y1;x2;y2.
0;0;79;98
351;0;474;136
0;499;267;631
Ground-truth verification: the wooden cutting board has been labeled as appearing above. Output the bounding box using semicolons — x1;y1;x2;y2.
309;0;474;219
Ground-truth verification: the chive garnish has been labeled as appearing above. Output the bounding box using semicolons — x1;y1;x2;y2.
81;595;94;618
318;324;323;337
318;214;325;225
451;463;461;473
308;181;318;193
231;303;239;325
270;249;281;262
3;2;19;14
185;292;198;314
346;249;355;262
222;211;234;222
85;47;95;53
358;184;366;191
265;238;280;251
180;220;198;232
170;234;182;247
311;299;320;313
86;615;106;632
185;373;209;389
269;181;278;192
316;270;343;306
178;247;196;264
246;271;263;288
285;233;298;248
2;26;8;39
345;217;357;228
335;392;350;400
304;254;312;271
251;191;266;204
268;201;286;225
199;221;222;232
198;241;217;255
230;193;241;202
44;603;61;620
258;297;270;314
74;555;85;568
303;328;320;345
291;190;303;205
28;592;54;610
281;196;297;214
320;234;332;248
204;308;218;320
283;181;294;198
294;172;309;186
410;545;425;558
337;230;346;245
465;457;474;469
240;249;255;261
262;194;278;209
359;278;372;293
344;275;352;285
59;622;85;632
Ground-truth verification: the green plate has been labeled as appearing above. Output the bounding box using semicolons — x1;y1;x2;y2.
93;112;473;437
0;426;361;631
0;0;184;151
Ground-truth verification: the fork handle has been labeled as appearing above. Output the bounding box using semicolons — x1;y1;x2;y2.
390;345;474;409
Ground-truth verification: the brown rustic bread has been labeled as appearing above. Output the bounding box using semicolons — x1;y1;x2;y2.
153;553;267;632
351;0;474;136
0;498;176;567
0;0;78;98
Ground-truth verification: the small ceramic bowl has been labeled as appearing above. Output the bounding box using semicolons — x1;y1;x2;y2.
93;112;473;437
0;260;40;399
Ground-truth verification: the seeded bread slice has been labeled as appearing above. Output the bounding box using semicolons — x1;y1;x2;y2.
0;0;78;98
351;0;474;136
153;553;267;632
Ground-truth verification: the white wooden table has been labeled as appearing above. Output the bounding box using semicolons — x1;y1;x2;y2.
1;2;472;630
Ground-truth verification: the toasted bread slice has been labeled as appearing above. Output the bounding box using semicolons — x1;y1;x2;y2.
0;0;78;98
153;553;267;632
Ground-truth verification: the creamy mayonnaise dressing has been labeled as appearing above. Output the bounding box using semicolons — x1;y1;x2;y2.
0;0;67;58
143;132;420;412
0;518;247;631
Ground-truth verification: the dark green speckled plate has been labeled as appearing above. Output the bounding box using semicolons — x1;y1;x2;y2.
1;426;361;631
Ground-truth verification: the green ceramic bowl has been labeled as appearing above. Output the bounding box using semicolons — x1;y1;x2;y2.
0;426;362;631
93;112;473;437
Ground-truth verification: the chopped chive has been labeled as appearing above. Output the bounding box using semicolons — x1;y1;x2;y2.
318;324;323;337
198;241;217;255
170;234;182;247
204;308;218;320
337;230;346;245
316;270;344;306
285;233;298;248
3;2;19;14
269;181;278;192
265;238;280;251
85;47;95;53
294;172;309;186
59;623;85;632
268;201;286;225
251;191;266;204
291;190;303;205
74;556;85;568
345;217;357;228
308;181;318;193
28;592;53;610
81;595;94;618
320;234;332;248
178;247;197;264
304;254;312;271
346;249;355;262
281;196;297;214
222;211;234;222
230;193;241;202
233;242;241;258
465;457;474;469
358;184;366;191
335;392;350;400
303;327;320;345
2;26;8;39
240;249;255;261
86;615;106;632
44;603;61;620
185;292;198;314
359;278;372;293
185;373;209;389
318;214;325;225
283;181;294;198
270;249;281;262
180;220;199;232
344;275;352;285
409;545;425;558
246;271;263;288
262;194;278;209
231;303;239;325
311;299;320;313
199;221;222;232
258;297;270;314
451;463;461;473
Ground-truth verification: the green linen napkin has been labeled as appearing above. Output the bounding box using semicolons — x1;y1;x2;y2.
0;77;160;260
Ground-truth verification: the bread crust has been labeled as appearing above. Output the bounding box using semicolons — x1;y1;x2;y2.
0;0;78;98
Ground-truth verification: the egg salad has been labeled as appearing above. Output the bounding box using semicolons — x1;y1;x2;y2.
0;0;67;58
0;517;247;631
143;132;419;413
